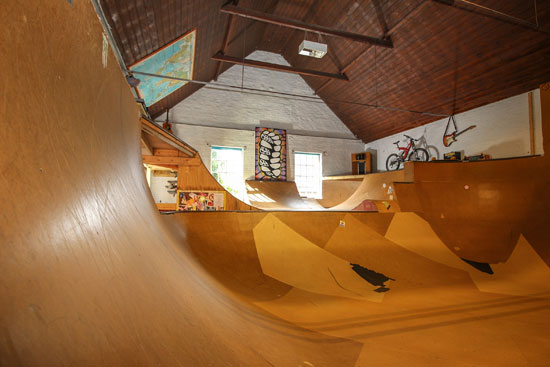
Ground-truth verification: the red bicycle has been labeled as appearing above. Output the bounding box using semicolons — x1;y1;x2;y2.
385;135;429;171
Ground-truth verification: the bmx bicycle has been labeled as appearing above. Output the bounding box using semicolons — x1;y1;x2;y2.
385;135;429;171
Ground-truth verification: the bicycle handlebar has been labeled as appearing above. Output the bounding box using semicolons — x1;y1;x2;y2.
403;134;419;141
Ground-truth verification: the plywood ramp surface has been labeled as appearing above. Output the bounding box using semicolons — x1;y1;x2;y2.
175;212;550;366
329;170;407;211
0;2;361;366
246;180;323;210
319;180;362;208
2;1;550;366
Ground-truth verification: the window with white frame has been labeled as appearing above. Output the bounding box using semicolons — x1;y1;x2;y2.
210;146;244;200
294;152;322;199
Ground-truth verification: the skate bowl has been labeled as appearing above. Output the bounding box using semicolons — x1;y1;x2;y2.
2;1;550;366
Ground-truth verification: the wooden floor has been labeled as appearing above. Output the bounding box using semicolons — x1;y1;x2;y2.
1;1;549;366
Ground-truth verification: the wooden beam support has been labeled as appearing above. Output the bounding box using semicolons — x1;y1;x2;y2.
226;0;279;49
141;117;196;157
153;148;180;157
141;132;153;156
432;0;550;35
214;1;238;81
212;52;349;81
149;164;179;171
220;4;393;48
315;0;429;95
371;0;389;37
142;155;200;166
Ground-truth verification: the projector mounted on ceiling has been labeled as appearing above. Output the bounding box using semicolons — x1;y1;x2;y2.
298;40;327;58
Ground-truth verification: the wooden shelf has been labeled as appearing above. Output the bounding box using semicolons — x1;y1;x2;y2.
351;152;371;175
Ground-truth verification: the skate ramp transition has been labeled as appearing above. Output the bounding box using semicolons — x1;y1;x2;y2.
2;1;550;366
246;172;405;211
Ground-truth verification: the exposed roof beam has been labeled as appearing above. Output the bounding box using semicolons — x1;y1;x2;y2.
432;0;550;35
214;1;238;81
227;0;279;48
142;155;200;166
212;52;349;81
315;0;429;94
214;18;235;81
141;132;153;156
141;117;197;157
220;4;393;48
371;0;389;37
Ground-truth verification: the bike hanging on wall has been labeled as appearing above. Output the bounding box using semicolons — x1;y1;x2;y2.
385;135;429;171
442;115;476;147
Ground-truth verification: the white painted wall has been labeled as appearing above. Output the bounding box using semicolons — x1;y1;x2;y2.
149;175;177;204
168;50;357;138
175;124;364;180
163;50;365;181
365;90;543;171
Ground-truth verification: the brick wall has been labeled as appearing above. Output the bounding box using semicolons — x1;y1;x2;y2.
165;50;365;180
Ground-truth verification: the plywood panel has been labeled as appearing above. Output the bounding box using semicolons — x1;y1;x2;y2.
0;2;361;365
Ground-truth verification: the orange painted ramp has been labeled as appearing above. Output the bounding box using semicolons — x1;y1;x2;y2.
174;211;550;366
246;180;324;210
0;2;362;366
3;1;550;366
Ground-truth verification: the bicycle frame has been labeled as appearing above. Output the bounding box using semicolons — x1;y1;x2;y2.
396;139;414;160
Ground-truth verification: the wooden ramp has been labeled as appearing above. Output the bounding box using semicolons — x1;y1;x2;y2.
2;1;550;366
246;171;407;211
175;211;550;366
245;180;319;210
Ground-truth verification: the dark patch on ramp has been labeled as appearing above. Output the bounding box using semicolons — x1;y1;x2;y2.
350;263;395;292
461;258;494;274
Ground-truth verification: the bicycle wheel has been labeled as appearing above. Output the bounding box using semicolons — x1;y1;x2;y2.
409;148;429;162
386;153;401;171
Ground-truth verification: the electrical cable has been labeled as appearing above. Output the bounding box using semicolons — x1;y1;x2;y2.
130;70;449;117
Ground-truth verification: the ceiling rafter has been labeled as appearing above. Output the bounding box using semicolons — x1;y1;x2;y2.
371;0;389;37
226;0;279;49
212;52;349;81
274;0;352;76
432;0;550;34
315;0;430;95
214;0;239;81
100;0;550;143
221;3;394;47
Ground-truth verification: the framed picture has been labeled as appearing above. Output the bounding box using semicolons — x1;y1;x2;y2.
176;191;226;211
129;29;196;107
255;127;287;181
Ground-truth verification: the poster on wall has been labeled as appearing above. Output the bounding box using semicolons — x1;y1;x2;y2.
129;29;196;107
255;127;287;181
176;191;226;211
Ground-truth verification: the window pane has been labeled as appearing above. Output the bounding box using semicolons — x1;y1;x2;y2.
294;152;322;199
211;146;244;201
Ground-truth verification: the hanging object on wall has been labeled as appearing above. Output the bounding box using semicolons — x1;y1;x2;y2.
255;127;287;181
176;191;226;211
129;29;196;107
443;115;476;147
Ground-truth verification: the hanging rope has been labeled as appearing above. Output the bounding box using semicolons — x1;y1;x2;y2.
241;19;246;89
534;0;539;27
375;45;378;107
443;115;458;136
